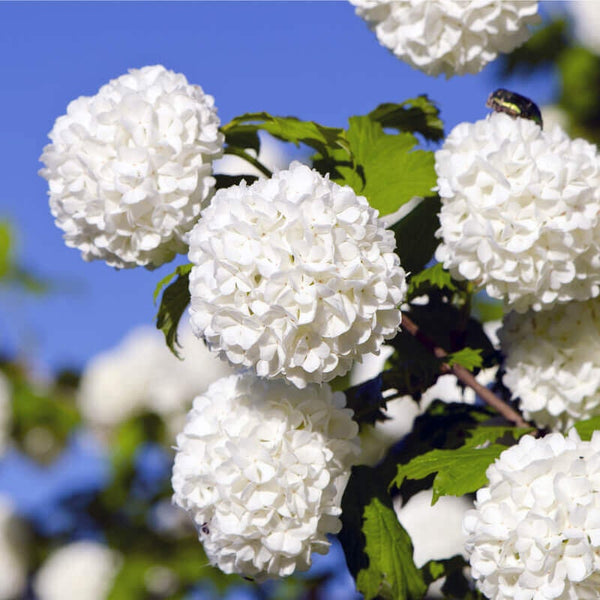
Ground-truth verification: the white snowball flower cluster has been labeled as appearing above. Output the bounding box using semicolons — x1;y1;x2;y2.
436;112;600;313
500;299;600;431
0;497;26;600
349;0;539;78
171;372;360;580
188;161;407;388
78;324;233;435
39;65;224;269
465;430;600;600
0;372;11;456
33;541;121;600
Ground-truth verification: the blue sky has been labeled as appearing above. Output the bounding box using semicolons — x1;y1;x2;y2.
0;1;560;372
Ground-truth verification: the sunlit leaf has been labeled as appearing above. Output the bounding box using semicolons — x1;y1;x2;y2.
340;466;427;600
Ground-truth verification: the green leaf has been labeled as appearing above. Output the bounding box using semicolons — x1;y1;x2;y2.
153;263;192;304
574;416;600;441
471;295;504;324
223;125;260;154
393;444;506;503
408;263;457;297
345;117;437;216
446;347;483;371
0;221;12;279
339;466;427;600
462;425;533;449
385;330;442;399
368;96;444;142
222;112;346;157
390;423;533;504
391;195;441;274
154;264;193;357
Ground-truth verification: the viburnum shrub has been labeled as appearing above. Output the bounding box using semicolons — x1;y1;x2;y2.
35;2;600;599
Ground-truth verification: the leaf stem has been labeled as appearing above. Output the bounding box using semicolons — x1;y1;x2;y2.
401;314;529;428
222;147;273;178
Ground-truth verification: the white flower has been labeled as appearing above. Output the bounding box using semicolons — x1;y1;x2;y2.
39;65;224;269
171;372;360;580
568;1;600;56
188;161;407;388
33;541;121;600
436;112;600;313
78;324;234;434
0;497;26;600
0;372;11;456
464;430;600;600
349;0;539;78
395;489;471;572
500;299;600;431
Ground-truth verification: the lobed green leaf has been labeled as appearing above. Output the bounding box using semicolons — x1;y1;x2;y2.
368;96;444;142
222;112;346;156
408;263;457;297
340;466;427;600
446;347;484;371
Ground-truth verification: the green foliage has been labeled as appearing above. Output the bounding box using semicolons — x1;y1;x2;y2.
558;46;600;140
446;347;483;371
391;195;441;274
368;96;444;142
154;264;193;357
574;416;600;441
0;219;49;294
394;444;505;503
405;296;498;370
392;424;532;503
339;465;427;600
222;98;439;218
499;19;569;75
341;116;437;215
0;221;11;279
408;263;457;297
222;112;346;157
385;328;443;399
6;363;80;462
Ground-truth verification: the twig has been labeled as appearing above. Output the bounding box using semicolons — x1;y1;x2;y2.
401;314;530;428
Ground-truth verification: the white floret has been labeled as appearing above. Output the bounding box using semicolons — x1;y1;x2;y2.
465;430;600;600
436;112;600;313
188;161;407;388
40;65;224;269
349;0;539;77
171;372;360;580
500;299;600;431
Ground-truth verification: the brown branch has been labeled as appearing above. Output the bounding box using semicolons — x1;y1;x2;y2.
401;314;529;428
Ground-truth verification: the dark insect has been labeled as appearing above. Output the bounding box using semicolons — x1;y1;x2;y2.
201;522;210;535
486;88;543;129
